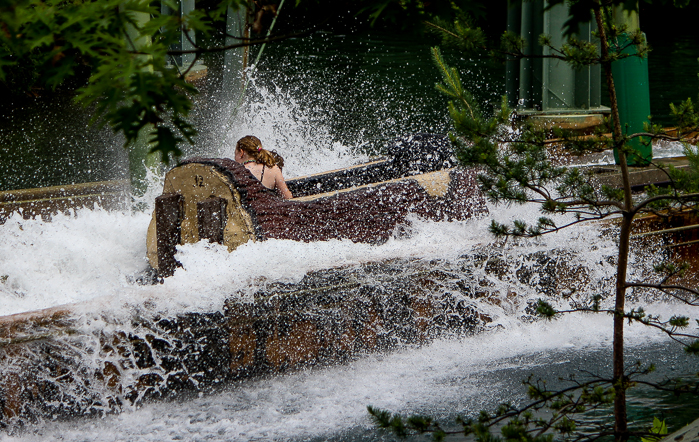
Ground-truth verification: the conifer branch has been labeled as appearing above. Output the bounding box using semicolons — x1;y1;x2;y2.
632;192;699;215
431;46;477;120
423;20;462;42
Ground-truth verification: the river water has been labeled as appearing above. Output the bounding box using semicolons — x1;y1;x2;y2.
1;28;699;441
1;138;697;440
2;196;699;441
2;314;697;441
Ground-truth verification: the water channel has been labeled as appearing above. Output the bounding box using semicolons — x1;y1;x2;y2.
1;24;699;442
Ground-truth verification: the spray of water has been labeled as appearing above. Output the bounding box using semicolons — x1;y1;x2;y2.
2;34;698;440
216;76;369;178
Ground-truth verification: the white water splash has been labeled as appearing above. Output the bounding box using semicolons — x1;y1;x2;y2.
3;31;698;441
214;77;370;179
0;209;151;316
0;197;618;319
4;308;694;442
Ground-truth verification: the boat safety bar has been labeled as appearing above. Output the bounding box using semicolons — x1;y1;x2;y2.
661;239;699;250
631;223;699;239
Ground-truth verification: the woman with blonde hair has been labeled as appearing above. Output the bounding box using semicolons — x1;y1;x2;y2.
234;135;293;199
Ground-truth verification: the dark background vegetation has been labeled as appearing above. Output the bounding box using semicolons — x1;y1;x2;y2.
3;1;698;103
1;1;698;192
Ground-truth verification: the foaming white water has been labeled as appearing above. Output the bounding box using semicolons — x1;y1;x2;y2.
5;307;694;442
0;209;151;316
0;82;372;316
3;55;696;441
1;185;693;441
0;195;610;318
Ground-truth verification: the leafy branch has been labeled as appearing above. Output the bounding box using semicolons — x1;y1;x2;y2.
0;0;318;164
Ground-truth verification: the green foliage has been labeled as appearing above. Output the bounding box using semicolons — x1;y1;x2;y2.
0;41;42;95
669;315;690;328
685;340;699;355
535;300;557;319
369;373;631;441
434;47;631;235
558;36;601;70
499;30;525;59
424;5;486;54
0;0;247;163
367;405;445;441
641;417;668;442
670;98;699;135
653;261;689;279
432;47;479;119
357;0;485;32
644;139;699;211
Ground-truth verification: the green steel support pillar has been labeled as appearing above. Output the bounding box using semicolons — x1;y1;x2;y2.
506;1;522;108
542;2;575;110
506;0;607;129
575;21;602;109
162;0;196;68
542;6;601;110
224;4;249;109
518;0;544;110
611;6;652;166
122;5;159;201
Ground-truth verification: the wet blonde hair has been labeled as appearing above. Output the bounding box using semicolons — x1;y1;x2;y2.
236;135;278;168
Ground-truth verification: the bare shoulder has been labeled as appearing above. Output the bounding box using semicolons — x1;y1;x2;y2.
269;165;284;178
271;165;292;199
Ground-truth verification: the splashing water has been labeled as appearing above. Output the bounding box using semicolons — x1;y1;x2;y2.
2;32;699;441
2;176;695;441
2;85;697;437
1;310;693;442
217;77;370;179
0;193;625;319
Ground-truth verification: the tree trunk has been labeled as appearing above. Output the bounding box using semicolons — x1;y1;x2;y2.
594;5;632;442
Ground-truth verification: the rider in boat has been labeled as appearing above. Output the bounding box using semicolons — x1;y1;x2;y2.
234;135;293;199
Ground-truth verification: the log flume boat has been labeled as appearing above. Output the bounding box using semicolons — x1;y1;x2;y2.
0;134;494;431
146;133;488;277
